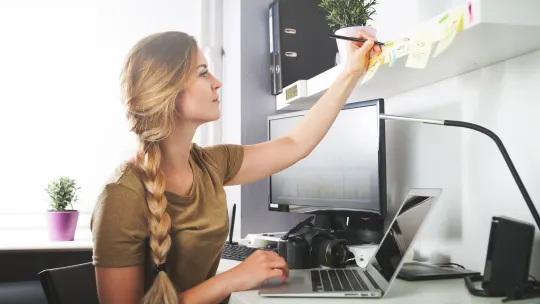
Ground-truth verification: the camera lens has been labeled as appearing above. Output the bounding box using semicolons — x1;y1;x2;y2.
313;237;349;268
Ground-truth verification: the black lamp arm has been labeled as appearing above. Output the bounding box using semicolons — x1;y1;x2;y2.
379;114;540;231
444;120;540;231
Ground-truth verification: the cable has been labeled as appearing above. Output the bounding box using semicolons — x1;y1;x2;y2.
281;216;315;240
437;262;465;269
465;273;540;302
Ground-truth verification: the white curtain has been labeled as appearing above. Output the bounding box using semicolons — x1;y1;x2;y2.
196;0;224;147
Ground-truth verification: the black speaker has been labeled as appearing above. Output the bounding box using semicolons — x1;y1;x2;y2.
466;216;535;298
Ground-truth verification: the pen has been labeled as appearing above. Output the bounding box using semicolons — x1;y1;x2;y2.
329;34;386;46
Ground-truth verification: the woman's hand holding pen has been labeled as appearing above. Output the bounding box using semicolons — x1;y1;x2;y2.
344;30;382;77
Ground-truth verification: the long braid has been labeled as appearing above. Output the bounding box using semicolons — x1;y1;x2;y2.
120;31;199;303
137;141;177;304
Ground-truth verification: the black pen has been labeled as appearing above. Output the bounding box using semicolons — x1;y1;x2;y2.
329;34;385;46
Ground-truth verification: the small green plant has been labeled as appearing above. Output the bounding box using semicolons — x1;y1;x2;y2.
319;0;378;30
45;177;80;211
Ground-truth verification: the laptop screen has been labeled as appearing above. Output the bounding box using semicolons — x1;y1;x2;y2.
369;193;437;282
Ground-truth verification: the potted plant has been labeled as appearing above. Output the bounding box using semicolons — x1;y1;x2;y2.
319;0;378;64
45;176;81;241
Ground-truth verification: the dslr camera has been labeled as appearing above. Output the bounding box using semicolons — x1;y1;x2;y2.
277;217;350;269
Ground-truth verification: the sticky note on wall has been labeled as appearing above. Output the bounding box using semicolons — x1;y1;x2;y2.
361;53;384;84
382;41;397;67
386;49;397;67
394;37;411;58
405;28;434;69
433;9;465;58
467;0;474;23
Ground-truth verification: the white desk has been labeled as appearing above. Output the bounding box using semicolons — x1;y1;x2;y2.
217;259;535;304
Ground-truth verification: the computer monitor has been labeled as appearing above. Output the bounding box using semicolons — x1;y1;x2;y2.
267;99;387;243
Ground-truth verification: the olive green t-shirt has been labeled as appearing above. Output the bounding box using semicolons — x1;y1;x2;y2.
90;142;244;293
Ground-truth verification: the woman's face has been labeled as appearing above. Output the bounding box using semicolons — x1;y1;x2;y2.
175;48;222;124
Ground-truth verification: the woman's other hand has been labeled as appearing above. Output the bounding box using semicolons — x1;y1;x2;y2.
225;250;289;292
345;30;382;76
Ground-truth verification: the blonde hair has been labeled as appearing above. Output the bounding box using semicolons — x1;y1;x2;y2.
120;31;198;304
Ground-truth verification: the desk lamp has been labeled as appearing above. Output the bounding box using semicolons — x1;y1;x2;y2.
379;113;540;301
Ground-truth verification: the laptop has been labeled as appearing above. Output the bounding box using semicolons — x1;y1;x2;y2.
258;188;442;298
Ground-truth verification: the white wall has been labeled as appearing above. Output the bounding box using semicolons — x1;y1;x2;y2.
383;49;540;275
222;0;243;241
198;0;224;147
223;0;540;276
0;0;204;241
369;0;463;41
364;0;540;276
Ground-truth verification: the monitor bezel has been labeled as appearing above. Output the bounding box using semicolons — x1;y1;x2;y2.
266;98;387;219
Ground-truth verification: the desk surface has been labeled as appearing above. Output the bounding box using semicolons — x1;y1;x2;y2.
217;259;535;304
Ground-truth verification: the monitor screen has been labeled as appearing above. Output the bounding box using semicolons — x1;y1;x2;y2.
268;99;386;217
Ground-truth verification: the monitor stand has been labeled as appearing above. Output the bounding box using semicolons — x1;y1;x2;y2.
314;214;384;245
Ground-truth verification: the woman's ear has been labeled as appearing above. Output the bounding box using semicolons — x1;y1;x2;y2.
174;91;185;106
173;90;187;118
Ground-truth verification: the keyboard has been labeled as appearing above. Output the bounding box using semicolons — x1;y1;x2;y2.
221;243;269;261
310;269;370;292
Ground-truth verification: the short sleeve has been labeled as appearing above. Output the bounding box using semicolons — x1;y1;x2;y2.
202;144;244;184
90;183;148;268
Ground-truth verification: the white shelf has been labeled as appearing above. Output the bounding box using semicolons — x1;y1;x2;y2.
276;0;540;111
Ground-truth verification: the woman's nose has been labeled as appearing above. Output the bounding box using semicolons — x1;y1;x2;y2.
213;77;222;90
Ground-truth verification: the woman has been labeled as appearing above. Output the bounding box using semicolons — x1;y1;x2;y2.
91;29;380;304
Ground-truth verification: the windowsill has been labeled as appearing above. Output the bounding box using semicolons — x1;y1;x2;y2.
0;212;94;252
0;238;93;252
0;227;93;252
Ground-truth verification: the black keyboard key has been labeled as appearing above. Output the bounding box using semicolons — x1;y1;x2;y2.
352;269;369;290
221;243;258;261
327;270;344;291
320;270;333;291
344;269;364;291
336;269;353;291
310;271;322;292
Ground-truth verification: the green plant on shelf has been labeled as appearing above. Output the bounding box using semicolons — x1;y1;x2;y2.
319;0;378;30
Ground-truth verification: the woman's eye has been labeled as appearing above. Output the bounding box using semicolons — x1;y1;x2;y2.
201;70;208;77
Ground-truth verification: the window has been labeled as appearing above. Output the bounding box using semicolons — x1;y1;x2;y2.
0;0;219;241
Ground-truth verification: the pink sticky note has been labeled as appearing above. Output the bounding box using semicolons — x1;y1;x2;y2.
467;0;474;23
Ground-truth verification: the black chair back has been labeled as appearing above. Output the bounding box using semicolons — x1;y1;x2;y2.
38;262;98;304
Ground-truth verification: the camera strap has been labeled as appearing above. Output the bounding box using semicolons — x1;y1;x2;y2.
281;216;315;240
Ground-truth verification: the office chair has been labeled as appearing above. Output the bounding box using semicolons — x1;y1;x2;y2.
38;262;99;304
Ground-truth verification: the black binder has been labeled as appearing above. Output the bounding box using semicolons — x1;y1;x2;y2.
269;0;337;95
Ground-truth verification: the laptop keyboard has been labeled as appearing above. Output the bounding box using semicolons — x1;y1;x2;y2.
310;269;369;292
221;243;276;261
221;243;258;261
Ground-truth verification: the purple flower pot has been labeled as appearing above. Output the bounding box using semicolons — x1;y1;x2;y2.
47;211;79;241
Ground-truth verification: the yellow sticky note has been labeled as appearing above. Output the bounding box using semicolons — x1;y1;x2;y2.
383;43;397;68
380;42;393;65
361;54;384;84
405;28;434;69
457;9;465;32
433;9;465;58
394;37;411;58
388;49;397;67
